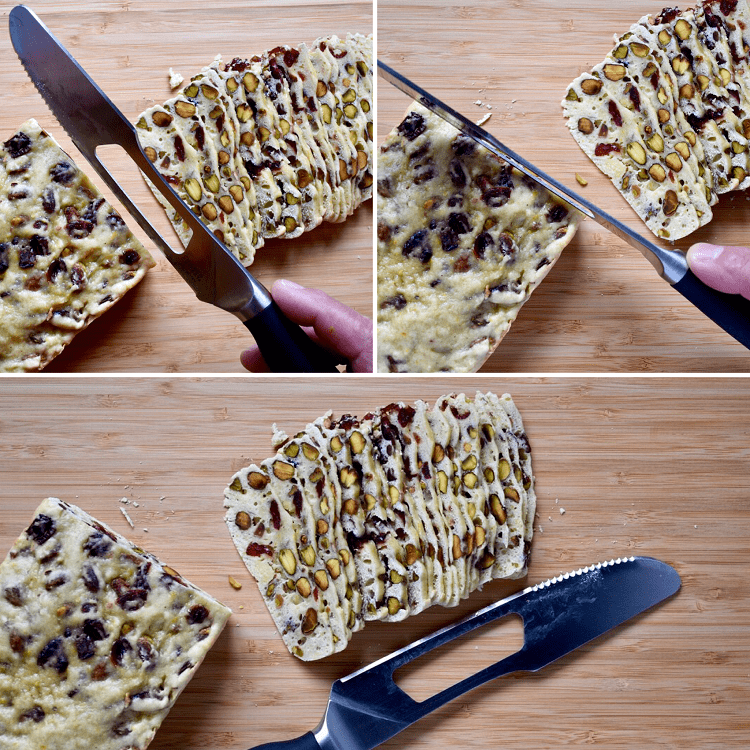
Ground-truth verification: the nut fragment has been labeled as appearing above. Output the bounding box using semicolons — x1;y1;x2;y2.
664;152;683;172
151;110;173;127
649;163;667;182
300;545;316;566
646;133;664;153
349;431;366;454
663;189;679;216
325;558;341;579
235;511;251;530
339;467;357;488
387;597;401;616
248;471;269;489
278;549;297;575
314;570;330;590
602;63;626;81
626;141;648;165
184;178;202;202
273;461;295;481
674;18;691;40
575;173;588;186
301;607;317;634
580;78;603;95
228;576;242;590
296;578;311;597
174;100;196;118
671;55;690;75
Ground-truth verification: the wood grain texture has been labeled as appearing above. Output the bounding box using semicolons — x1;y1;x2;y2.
0;0;373;372
377;0;750;372
0;377;748;749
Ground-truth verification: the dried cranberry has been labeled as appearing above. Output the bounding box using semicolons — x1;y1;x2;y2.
194;125;205;151
4;132;32;158
628;86;641;112
50;162;76;184
174;135;186;161
269;499;281;530
397;112;426;141
292;489;304;517
655;7;680;24
608;100;623;128
26;514;56;544
284;48;300;67
594;142;621;156
719;0;737;16
246;542;273;556
37;637;68;673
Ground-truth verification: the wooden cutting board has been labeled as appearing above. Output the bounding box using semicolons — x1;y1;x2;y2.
1;378;748;749
378;0;750;372
0;0;373;372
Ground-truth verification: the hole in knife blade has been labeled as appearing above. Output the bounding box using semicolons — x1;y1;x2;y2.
392;613;524;703
94;144;186;254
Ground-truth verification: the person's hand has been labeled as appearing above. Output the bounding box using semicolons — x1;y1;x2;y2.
687;243;750;300
240;279;373;373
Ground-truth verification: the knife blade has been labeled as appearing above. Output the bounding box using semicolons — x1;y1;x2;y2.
378;60;750;351
249;555;680;750
8;5;341;372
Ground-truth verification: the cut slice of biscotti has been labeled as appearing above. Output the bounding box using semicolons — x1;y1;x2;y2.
0;498;230;750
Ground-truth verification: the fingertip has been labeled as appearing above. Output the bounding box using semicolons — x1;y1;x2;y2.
239;347;270;373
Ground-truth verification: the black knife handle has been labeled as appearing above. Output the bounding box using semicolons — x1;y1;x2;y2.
248;730;320;750
672;268;750;350
244;302;342;373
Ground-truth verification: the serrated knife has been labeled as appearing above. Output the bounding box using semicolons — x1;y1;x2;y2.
378;60;750;351
8;5;341;372
249;555;680;750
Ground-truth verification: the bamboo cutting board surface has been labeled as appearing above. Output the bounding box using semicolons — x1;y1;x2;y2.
378;0;750;372
0;0;373;372
0;377;748;749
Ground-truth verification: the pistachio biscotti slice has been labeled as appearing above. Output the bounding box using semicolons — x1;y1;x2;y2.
0;498;230;750
377;104;580;373
0;120;154;372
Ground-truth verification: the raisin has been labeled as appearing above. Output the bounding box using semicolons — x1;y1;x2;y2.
4;132;32;158
106;212;125;230
449;159;467;188
117;588;148;612
397;112;426;141
452;135;476;156
75;632;96;660
136;637;157;667
409;143;430;162
8;188;28;200
50;162;76;184
45;574;67;590
413;167;435;184
473;232;494;259
0;244;8;275
66;219;94;239
110;637;133;666
439;225;459;253
83;532;112;557
186;604;209;624
482;186;511;207
18;246;36;269
81;564;101;593
4;586;23;606
377;222;391;243
292;489;304;517
547;204;569;224
471;313;488;327
594;142;621;156
194;124;206;151
82;198;105;223
47;258;67;283
37;637;69;673
19;706;45;723
403;228;433;262
447;212;470;235
246;542;273;556
608;100;623;128
497;233;515;257
83;619;107;642
42;187;56;213
26;514;56;544
380;294;407;310
70;265;86;289
9;632;25;653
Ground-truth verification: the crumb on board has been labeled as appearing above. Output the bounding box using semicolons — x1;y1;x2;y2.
168;67;184;89
119;506;134;528
476;113;492;126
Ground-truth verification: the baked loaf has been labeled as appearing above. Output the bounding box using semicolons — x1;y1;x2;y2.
0;498;231;750
224;392;535;661
562;0;750;240
377;104;580;373
136;34;373;266
0;120;154;371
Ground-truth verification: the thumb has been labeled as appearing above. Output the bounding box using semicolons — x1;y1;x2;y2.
687;242;750;301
